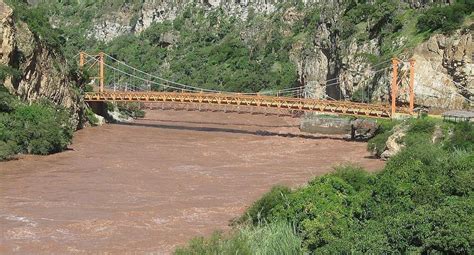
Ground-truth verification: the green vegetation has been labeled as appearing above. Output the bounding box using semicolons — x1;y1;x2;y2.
445;121;474;152
368;115;474;157
417;0;474;34
367;119;399;156
0;86;73;160
175;222;302;255
177;119;474;254
6;0;65;50
0;65;20;81
115;102;145;119
85;108;99;126
342;0;472;63
18;0;471;96
98;9;298;93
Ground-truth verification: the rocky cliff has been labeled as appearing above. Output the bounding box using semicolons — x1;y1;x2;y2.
88;0;453;41
0;0;84;128
412;29;473;109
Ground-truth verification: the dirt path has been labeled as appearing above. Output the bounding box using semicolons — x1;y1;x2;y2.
0;110;384;254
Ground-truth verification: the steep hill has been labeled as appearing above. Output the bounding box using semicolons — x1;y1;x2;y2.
1;0;85;128
38;0;473;109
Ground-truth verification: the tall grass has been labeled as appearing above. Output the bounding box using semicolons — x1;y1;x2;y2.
174;222;302;255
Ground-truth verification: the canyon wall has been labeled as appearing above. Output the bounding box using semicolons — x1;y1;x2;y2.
82;0;472;109
0;0;84;127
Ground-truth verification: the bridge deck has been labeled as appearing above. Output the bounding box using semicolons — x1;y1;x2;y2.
84;91;396;118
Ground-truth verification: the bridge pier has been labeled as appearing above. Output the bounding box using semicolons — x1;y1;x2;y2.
88;101;108;118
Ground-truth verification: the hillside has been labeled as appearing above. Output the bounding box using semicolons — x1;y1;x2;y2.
35;0;473;109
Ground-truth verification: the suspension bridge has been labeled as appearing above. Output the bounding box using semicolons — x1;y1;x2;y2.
80;52;416;118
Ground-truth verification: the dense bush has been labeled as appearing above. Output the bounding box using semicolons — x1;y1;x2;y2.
0;88;73;160
116;102;145;118
238;185;291;225
178;120;474;254
444;121;474;152
417;1;474;33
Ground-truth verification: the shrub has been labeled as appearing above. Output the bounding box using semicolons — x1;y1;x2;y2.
333;165;374;191
0;65;21;81
0;114;19;160
403;117;437;146
417;1;474;33
85;108;99;126
175;231;251;255
367;130;391;156
238;185;292;225
9;102;73;155
0;85;19;113
240;222;302;255
444;122;474;152
0;140;19;161
222;120;474;253
242;175;369;251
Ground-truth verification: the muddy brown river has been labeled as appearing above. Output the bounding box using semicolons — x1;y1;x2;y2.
0;110;384;254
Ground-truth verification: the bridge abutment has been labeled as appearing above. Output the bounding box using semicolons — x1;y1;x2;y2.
88;101;108;118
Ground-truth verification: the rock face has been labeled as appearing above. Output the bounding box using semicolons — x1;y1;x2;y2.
412;29;473;109
0;1;84;128
90;0;334;41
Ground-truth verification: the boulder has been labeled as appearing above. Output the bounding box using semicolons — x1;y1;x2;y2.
350;119;378;141
380;125;407;160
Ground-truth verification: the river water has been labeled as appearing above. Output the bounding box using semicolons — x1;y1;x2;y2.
0;110;384;254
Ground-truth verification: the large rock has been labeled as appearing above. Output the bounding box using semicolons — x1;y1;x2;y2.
380;125;407;160
300;113;351;135
350;119;378;140
411;30;473;109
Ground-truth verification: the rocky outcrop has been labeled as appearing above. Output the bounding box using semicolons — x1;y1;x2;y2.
411;29;473;109
89;0;449;41
380;125;407;160
0;1;84;128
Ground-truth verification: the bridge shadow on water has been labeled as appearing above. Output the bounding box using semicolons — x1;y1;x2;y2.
139;118;296;129
114;121;345;141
